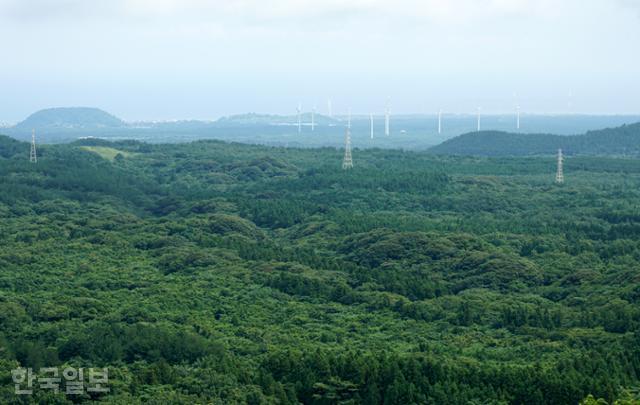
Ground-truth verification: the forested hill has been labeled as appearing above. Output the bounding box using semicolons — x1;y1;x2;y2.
1;135;640;403
14;107;125;131
0;135;25;158
216;112;338;125
428;122;640;156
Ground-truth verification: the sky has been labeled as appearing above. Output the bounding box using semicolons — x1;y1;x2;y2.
1;0;639;122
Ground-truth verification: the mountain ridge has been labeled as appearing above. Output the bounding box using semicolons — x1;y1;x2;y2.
5;107;640;153
428;122;640;156
14;107;125;131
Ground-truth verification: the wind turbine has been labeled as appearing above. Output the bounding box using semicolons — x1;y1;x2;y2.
297;103;302;133
476;107;481;132
311;106;316;131
513;92;520;130
385;99;390;136
370;113;374;139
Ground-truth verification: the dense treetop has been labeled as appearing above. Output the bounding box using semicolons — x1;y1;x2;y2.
0;134;639;403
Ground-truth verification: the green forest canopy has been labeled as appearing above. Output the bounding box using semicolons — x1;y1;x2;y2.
0;134;639;404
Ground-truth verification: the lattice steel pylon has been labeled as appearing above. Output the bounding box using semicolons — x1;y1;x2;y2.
30;129;37;163
555;148;564;184
342;126;353;170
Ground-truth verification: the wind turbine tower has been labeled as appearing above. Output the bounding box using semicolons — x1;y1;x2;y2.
556;149;564;184
311;107;316;131
516;105;521;130
297;103;302;133
476;107;481;132
370;113;374;139
342;120;353;170
30;129;37;163
384;100;390;136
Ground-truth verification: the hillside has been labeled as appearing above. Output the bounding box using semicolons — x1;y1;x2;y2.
13;107;125;132
216;112;339;126
5;107;126;143
429;122;640;156
0;135;27;158
0;137;639;403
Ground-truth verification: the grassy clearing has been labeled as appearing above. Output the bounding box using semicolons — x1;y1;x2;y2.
81;146;134;160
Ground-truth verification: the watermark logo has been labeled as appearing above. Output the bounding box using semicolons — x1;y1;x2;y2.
11;367;109;395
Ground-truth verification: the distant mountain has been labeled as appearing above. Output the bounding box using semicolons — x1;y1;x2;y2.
6;107;640;153
428;123;640;156
129;120;214;130
14;107;125;131
216;112;338;126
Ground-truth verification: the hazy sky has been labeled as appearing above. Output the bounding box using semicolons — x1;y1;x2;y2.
1;0;639;122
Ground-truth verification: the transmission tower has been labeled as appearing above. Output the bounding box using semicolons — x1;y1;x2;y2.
555;148;564;184
30;129;37;163
342;124;353;170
